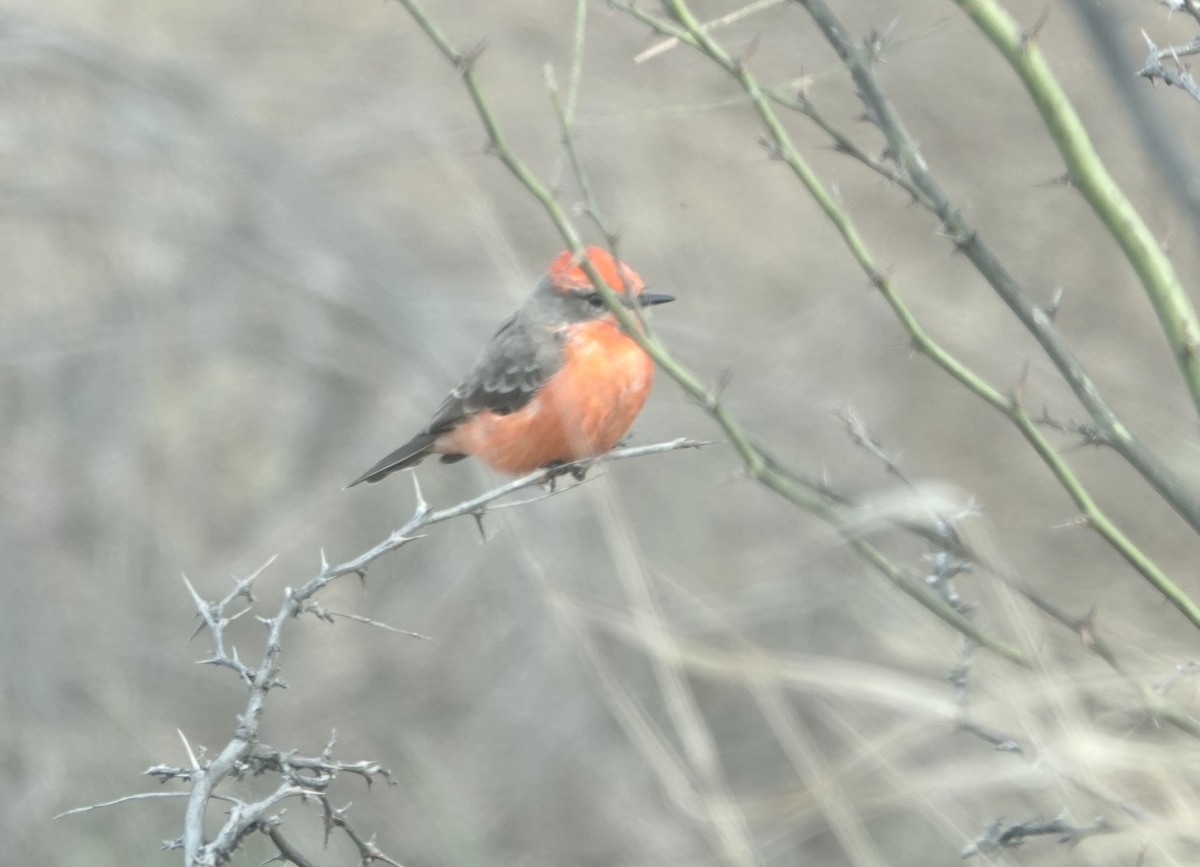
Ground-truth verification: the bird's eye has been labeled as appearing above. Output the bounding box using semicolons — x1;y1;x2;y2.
584;292;606;308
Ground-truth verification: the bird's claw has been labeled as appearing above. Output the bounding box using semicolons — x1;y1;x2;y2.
543;460;589;490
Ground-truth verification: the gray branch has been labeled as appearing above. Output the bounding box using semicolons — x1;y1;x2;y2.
793;0;1200;538
1138;31;1200;104
166;438;706;866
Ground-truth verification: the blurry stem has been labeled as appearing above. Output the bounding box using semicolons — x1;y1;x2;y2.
392;0;1031;667
546;66;617;242
1068;0;1200;238
633;0;1200;635
773;0;1200;735
952;0;1200;419
769;88;934;206
563;0;586;122
393;0;586;252
753;686;891;867
548;0;589;193
1008;402;1200;629
600;499;757;866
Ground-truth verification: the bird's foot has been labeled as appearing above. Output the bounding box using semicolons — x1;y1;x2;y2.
543;460;588;490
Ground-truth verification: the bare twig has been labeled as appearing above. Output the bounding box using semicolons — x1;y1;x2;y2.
1139;30;1200;104
177;439;702;865
962;815;1111;858
324;610;435;641
392;0;1033;667
70;438;705;867
55;790;195;819
634;0;785;64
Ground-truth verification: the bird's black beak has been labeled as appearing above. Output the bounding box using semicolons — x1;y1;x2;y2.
631;292;675;307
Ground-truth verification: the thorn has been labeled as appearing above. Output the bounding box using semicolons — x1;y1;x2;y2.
1021;4;1052;54
1044;287;1063;320
880;16;901;50
177;729;199;771
320;548;329;572
1033;171;1073;189
1050;514;1091;530
714;368;734;401
1011;361;1031;407
1078;604;1099;651
245;555;278;586
941;221;976;252
1184;326;1200;358
458;40;487;74
758;135;783;160
411;472;429;516
737;35;761;71
863;26;888;63
181;573;207;612
795;68;813;102
1161;225;1176;254
472;510;488;542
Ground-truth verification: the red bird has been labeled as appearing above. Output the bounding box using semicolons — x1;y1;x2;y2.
348;246;673;486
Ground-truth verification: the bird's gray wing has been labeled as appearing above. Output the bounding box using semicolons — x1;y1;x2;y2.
425;312;564;434
346;313;564;486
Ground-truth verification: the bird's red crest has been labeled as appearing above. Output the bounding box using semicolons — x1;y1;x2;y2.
547;246;642;295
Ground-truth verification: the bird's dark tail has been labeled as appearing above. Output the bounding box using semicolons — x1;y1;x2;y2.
345;432;441;488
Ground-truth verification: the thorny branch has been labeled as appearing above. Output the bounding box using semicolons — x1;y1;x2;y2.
393;0;1033;667
63;439;706;867
633;0;1200;639
786;0;1200;563
1156;0;1200;25
1138;30;1200;105
962;815;1111;858
381;2;1199;860
838;408;1196;847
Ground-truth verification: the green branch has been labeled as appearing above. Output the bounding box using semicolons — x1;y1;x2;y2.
793;0;1200;539
642;0;1200;634
953;0;1200;418
392;0;1031;667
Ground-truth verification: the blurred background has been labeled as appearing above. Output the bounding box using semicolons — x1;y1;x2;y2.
6;0;1200;863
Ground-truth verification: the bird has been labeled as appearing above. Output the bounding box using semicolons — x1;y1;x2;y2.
347;246;674;487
